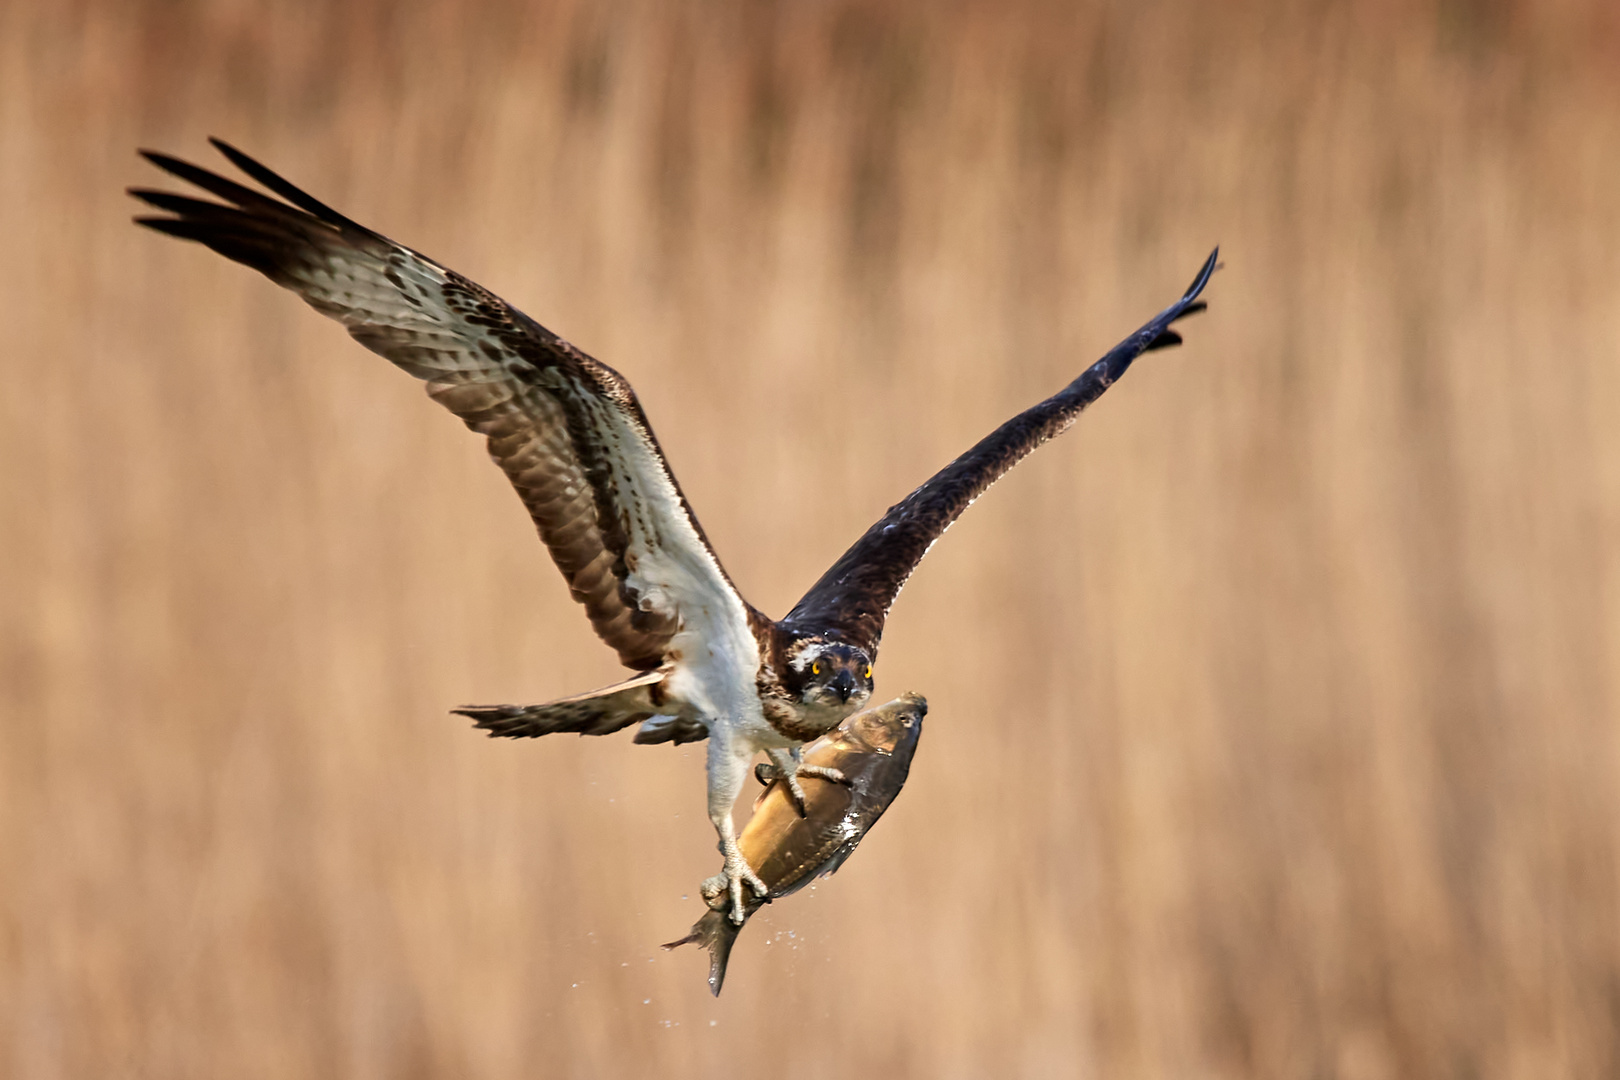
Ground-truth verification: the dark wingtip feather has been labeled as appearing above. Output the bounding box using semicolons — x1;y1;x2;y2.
207;136;367;232
137;148;185;172
132;216;202;238
135;146;324;223
127;188;217;215
133;215;179;232
1182;245;1220;303
1143;329;1183;352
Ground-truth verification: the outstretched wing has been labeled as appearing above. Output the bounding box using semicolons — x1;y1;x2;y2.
778;250;1219;658
131;139;759;673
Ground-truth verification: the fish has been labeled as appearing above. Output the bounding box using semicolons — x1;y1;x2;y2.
663;693;927;995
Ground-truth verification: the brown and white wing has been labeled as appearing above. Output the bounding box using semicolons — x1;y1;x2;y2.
778;250;1218;659
131;139;758;674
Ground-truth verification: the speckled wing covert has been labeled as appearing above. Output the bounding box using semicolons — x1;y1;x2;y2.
130;139;753;673
777;249;1219;659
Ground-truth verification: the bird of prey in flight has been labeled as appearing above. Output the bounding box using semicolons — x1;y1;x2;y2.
130;139;1215;923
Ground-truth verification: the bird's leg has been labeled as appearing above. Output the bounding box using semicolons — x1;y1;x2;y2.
699;736;768;924
755;748;851;818
758;747;811;817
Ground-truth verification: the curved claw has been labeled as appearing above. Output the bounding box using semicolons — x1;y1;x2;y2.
727;856;768;925
705;841;768;924
755;762;811;818
756;761;850;818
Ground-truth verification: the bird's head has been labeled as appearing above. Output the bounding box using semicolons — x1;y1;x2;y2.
789;641;874;714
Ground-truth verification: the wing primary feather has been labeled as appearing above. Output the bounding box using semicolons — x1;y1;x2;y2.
780;247;1219;656
132;143;757;675
135;151;302;217
128;188;227;216
206;137;372;234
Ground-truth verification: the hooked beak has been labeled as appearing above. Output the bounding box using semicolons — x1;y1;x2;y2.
832;670;855;703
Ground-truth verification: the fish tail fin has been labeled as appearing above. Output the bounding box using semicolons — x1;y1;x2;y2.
663;909;742;997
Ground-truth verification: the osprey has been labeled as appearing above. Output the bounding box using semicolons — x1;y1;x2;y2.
131;140;1216;922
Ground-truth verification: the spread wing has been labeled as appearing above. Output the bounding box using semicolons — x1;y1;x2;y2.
131;139;759;673
778;250;1219;658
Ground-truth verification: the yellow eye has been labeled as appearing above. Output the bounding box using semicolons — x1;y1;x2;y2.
812;662;821;676
863;665;872;680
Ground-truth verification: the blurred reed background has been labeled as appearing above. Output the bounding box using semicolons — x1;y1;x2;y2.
5;0;1620;1076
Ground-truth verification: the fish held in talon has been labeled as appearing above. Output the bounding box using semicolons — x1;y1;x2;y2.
132;140;1213;935
664;693;927;997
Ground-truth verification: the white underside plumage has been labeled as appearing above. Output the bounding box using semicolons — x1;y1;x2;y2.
556;376;781;770
133;139;918;925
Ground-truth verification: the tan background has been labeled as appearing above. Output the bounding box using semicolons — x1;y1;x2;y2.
5;1;1620;1076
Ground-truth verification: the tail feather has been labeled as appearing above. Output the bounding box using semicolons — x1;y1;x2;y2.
663;909;743;997
455;670;699;740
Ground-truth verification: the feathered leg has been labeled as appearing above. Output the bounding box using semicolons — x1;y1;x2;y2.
701;735;768;923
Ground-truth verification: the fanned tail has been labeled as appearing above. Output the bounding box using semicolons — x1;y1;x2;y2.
454;670;705;744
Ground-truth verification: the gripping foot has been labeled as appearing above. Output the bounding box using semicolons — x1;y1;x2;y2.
754;756;851;818
700;839;769;924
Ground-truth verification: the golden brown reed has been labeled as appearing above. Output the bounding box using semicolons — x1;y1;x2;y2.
5;1;1620;1076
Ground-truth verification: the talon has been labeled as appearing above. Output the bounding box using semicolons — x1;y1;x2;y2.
782;774;810;818
797;764;850;787
719;843;768;924
753;762;807;815
758;760;843;818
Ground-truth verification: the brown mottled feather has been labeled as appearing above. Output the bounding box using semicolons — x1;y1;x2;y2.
779;250;1218;658
131;140;754;672
453;669;709;745
131;139;1217;742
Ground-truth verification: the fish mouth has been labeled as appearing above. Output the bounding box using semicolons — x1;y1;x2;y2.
846;697;925;752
